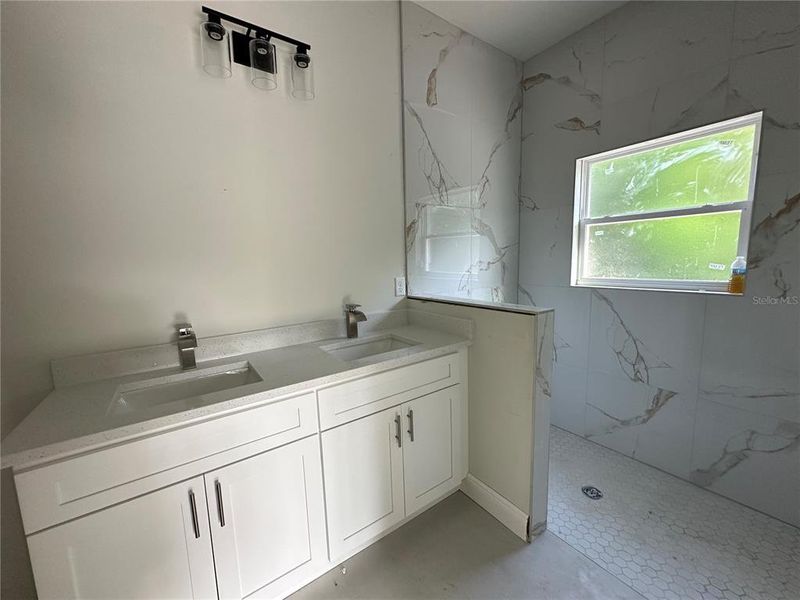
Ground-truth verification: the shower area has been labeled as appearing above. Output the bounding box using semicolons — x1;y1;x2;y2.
401;2;800;599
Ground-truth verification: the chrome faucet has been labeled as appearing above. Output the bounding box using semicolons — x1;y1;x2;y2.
345;304;367;338
177;324;197;370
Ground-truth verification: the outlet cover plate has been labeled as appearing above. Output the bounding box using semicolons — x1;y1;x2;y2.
394;276;407;296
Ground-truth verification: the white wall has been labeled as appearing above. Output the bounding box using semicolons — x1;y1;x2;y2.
1;1;405;438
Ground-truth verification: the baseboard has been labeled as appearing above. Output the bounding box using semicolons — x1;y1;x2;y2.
460;474;529;542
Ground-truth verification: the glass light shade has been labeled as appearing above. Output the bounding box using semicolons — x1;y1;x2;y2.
249;38;277;91
291;53;315;100
200;22;232;78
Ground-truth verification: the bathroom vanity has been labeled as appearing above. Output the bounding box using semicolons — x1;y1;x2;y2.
2;311;471;599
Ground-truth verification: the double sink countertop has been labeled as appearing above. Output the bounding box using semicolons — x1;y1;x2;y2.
2;309;472;471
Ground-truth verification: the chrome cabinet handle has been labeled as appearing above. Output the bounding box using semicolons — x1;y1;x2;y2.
189;490;200;539
215;480;226;527
407;408;415;442
394;414;402;448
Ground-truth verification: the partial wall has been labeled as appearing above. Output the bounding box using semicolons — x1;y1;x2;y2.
409;298;554;540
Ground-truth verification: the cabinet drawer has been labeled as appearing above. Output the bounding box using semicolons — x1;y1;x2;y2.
318;353;460;430
15;392;317;534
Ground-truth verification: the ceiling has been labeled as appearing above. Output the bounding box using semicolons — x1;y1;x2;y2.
414;1;627;61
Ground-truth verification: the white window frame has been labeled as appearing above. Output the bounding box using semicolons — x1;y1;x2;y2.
570;112;763;295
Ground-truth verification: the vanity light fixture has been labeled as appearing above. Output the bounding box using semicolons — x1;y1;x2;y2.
200;18;232;78
200;6;314;99
249;36;277;90
291;51;315;100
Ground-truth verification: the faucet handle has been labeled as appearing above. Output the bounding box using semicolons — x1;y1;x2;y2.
177;323;194;337
345;304;362;312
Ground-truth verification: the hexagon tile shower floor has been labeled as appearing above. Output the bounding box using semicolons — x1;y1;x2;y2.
548;426;800;600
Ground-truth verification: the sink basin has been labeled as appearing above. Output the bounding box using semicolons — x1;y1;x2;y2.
321;335;419;364
109;362;262;417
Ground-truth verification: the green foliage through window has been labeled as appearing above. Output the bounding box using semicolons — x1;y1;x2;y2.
573;114;760;291
588;125;756;219
584;212;742;281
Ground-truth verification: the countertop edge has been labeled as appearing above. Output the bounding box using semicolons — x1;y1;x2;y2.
2;339;470;472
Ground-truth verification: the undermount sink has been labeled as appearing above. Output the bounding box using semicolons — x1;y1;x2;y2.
321;335;419;364
109;362;262;417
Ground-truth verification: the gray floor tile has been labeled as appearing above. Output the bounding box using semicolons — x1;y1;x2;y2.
293;491;643;599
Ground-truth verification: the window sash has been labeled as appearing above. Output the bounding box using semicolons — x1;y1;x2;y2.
577;112;762;175
570;112;762;294
574;277;733;294
579;200;750;226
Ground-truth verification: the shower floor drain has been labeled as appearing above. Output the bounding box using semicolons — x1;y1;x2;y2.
581;485;603;500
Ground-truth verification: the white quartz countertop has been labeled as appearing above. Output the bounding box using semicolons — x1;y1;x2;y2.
2;318;471;471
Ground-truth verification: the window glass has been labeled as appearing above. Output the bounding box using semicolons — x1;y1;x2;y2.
572;112;761;293
583;211;742;282
587;124;756;219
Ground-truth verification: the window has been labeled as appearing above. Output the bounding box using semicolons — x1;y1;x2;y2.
421;202;478;277
570;112;762;294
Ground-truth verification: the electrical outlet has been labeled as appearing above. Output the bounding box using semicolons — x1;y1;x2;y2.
394;276;407;297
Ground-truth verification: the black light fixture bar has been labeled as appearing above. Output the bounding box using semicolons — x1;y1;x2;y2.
202;6;311;54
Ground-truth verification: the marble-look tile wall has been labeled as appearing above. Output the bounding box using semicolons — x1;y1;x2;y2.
402;2;521;303
518;1;800;526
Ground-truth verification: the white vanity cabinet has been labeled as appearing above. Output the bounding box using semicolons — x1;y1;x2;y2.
322;383;465;560
17;349;468;600
206;435;328;600
27;476;218;599
402;385;463;515
27;436;327;600
321;406;406;559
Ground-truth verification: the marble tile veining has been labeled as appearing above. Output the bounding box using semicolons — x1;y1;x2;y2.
520;0;800;526
402;2;520;303
690;400;800;526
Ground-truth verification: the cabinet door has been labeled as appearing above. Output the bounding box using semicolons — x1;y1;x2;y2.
26;476;216;600
403;385;463;515
321;407;405;560
206;435;327;600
